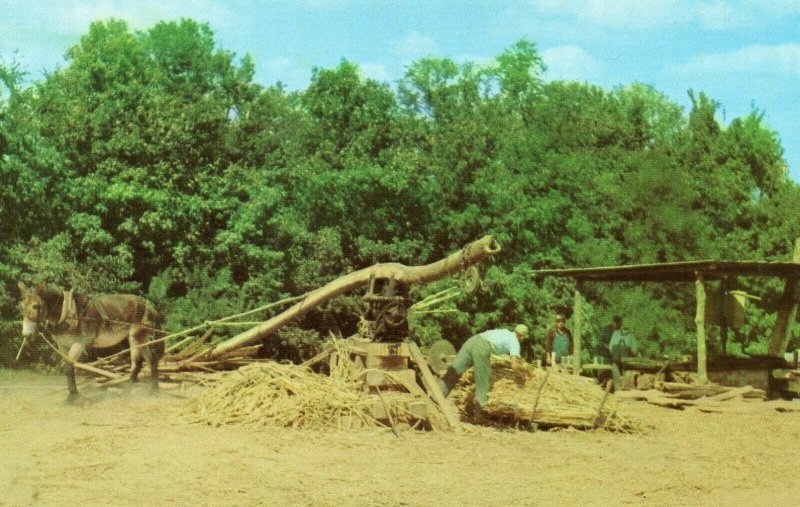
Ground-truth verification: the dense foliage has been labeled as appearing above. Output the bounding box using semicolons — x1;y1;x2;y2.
2;20;799;366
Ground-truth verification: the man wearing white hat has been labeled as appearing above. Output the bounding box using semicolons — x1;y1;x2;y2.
438;324;529;413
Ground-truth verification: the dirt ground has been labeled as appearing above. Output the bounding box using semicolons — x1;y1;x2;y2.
2;369;798;506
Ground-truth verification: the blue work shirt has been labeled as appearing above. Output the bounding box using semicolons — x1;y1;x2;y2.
479;329;521;357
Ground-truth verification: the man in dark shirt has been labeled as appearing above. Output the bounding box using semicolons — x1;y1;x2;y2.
544;314;573;366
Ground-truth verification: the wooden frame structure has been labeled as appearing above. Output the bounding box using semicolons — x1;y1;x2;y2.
531;240;800;383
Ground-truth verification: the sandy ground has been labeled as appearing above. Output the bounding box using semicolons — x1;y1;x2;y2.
1;369;799;507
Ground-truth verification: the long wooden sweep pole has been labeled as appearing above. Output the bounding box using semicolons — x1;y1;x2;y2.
211;236;501;358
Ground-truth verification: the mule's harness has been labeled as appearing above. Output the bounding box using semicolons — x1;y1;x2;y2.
57;290;77;325
55;290;143;330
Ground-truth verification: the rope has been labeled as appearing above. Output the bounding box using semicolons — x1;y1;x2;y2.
46;291;313;364
37;331;72;363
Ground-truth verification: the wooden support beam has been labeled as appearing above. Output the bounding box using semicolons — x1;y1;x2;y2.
695;274;708;384
703;385;754;402
768;238;800;356
592;379;613;428
720;277;730;355
364;369;417;390
572;287;583;376
530;368;550;424
74;361;123;379
407;342;461;430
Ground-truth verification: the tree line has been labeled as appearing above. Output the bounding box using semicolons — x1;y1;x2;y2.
2;19;798;366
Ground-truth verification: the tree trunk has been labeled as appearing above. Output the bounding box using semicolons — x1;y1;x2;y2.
211;236;501;358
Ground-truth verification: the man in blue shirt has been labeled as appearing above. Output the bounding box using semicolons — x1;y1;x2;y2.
609;325;638;391
545;314;573;366
438;324;529;413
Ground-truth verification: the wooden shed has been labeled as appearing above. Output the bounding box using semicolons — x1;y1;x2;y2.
531;240;800;390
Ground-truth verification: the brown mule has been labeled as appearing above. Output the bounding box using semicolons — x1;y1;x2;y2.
18;282;165;401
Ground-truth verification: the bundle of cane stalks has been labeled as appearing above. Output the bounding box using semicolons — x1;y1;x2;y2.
182;361;378;429
449;357;646;433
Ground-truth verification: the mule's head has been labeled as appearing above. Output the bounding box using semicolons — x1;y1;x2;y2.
18;281;47;337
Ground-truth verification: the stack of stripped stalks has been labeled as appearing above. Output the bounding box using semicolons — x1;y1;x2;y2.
449;357;645;433
182;361;379;428
182;339;424;430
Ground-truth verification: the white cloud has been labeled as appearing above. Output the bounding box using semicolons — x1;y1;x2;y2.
2;0;235;38
697;0;800;30
742;0;800;17
673;44;800;76
456;54;498;69
391;31;439;61
359;63;391;83
541;45;601;82
697;1;752;30
534;0;691;29
532;0;800;31
0;0;240;81
57;2;168;33
258;56;311;89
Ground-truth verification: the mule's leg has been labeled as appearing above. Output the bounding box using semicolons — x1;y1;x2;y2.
130;326;158;392
129;335;144;384
65;343;86;402
65;362;78;401
146;343;159;392
140;330;159;392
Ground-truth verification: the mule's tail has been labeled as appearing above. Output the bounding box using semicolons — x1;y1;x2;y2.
151;333;166;361
144;300;167;361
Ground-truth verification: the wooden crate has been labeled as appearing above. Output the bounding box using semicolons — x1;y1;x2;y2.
369;395;428;420
365;354;408;370
364;368;417;390
362;341;411;357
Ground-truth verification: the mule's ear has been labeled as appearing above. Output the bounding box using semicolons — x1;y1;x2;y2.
17;281;28;294
33;282;45;294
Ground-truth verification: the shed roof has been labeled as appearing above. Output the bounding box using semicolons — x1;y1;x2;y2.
530;260;800;283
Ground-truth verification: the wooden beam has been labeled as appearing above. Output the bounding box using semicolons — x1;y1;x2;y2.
703;385;754;402
572;287;583;375
720;277;730;355
407;342;461;430
211;236;501;358
364;369;417;389
73;361;123;379
768;238;800;356
300;347;333;368
695;274;708;384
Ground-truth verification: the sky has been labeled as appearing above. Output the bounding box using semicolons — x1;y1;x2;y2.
2;0;799;180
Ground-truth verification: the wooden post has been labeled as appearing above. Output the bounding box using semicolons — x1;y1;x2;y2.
572;287;583;376
767;238;800;356
695;273;708;384
720;277;730;356
592;379;613;429
407;342;461;430
530;369;550;423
